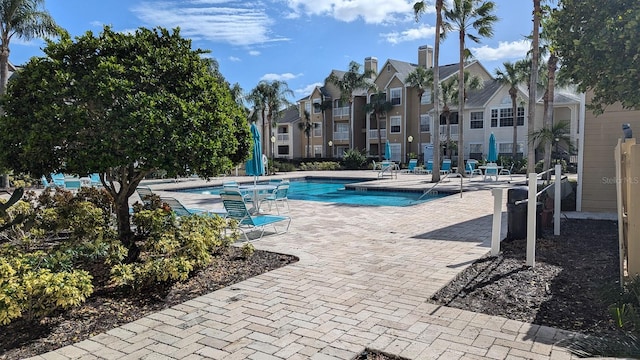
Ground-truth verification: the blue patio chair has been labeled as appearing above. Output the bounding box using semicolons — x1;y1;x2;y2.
401;159;418;174
262;180;290;214
220;190;290;241
440;159;452;175
51;173;66;187
160;196;225;217
89;173;102;187
465;160;483;177
483;163;499;181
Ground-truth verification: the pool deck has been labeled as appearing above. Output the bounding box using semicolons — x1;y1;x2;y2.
27;171;616;360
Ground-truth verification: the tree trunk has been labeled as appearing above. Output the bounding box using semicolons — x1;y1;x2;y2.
431;0;443;182
457;30;466;175
528;0;541;174
543;53;558;175
0;45;9;95
375;113;383;161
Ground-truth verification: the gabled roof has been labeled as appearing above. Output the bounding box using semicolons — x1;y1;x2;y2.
278;106;300;124
465;79;504;108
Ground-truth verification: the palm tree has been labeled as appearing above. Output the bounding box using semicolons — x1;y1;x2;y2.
527;0;542;174
364;91;393;161
414;0;447;181
529;120;574;169
312;92;332;156
439;77;458;156
298;110;319;158
263;80;293;158
444;0;497;175
326;61;375;149
0;0;58;94
405;65;434;165
495;61;527;158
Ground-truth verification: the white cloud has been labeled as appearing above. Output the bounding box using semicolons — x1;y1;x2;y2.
286;0;415;24
248;50;261;56
295;82;323;96
471;40;531;62
228;56;241;62
131;0;289;46
381;25;436;44
260;72;303;81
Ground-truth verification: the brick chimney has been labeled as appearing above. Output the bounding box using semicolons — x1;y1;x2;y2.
418;45;433;68
364;56;378;78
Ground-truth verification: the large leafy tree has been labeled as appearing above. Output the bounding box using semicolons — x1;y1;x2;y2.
414;0;446;181
364;91;393;161
554;0;640;114
405;65;433;166
0;27;250;260
0;0;58;94
445;0;497;175
326;61;374;148
495;61;527;158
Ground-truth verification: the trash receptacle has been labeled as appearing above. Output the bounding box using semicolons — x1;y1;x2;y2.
506;187;542;240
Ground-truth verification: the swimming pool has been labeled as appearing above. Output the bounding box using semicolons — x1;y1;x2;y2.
178;178;447;207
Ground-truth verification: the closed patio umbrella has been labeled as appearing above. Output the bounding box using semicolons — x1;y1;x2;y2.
487;133;498;163
245;122;264;185
384;140;391;161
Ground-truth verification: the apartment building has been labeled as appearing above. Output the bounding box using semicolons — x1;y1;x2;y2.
297;45;582;165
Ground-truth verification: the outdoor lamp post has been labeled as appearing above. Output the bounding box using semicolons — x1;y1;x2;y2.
328;140;333;158
407;135;413;161
270;135;276;174
554;137;560;165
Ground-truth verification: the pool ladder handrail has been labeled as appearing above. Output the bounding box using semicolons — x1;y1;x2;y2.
417;171;463;201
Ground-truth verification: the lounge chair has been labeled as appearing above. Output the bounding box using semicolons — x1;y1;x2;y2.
484;163;499;181
160;196;226;217
401;159;418;174
51;173;66;188
220;190;291;241
262;180;290;214
499;164;514;180
136;186;155;206
440;159;452;175
465;160;483;177
377;161;398;179
89;173;102;187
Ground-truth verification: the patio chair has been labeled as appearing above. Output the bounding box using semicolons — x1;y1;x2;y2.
51;173;66;188
377;160;398;179
499;164;514;180
465;160;483;177
136;186;155;207
89;173;103;187
160;196;226;217
262;180;290;214
484;163;499;181
401;159;418;174
440;159;452;175
220;190;291;241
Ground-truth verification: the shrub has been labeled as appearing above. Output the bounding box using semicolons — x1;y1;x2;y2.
342;148;367;169
273;160;296;172
299;161;342;171
109;209;236;288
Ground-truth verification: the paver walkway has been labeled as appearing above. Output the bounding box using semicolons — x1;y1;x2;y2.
27;173;592;359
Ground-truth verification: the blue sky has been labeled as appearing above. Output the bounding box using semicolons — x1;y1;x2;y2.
11;0;535;102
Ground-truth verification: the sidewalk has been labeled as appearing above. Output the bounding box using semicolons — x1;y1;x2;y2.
27;174;595;359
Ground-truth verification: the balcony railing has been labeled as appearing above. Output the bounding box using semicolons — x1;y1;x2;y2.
333;132;349;141
276;133;289;141
439;124;459;137
368;129;387;140
333;106;350;117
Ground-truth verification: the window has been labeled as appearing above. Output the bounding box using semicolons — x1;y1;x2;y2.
390;143;401;163
314;145;322;158
313;122;322;137
420;114;431;133
304;101;311;114
470;111;484;129
469;143;483;153
499;142;524;155
390;116;401;134
313;98;321;113
491;107;525;127
277;145;289;156
390;88;402;106
421;89;432;104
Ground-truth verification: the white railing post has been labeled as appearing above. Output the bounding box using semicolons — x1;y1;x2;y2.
527;173;537;267
554;164;561;236
491;188;503;256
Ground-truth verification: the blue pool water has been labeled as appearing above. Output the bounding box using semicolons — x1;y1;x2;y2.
179;178;447;207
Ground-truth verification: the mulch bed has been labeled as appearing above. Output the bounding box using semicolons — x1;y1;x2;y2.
0;219;629;359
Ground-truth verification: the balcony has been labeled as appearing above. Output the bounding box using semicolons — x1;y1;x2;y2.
368;129;387;141
333;132;349;141
276;133;289;142
333;106;350;117
439;124;459;137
